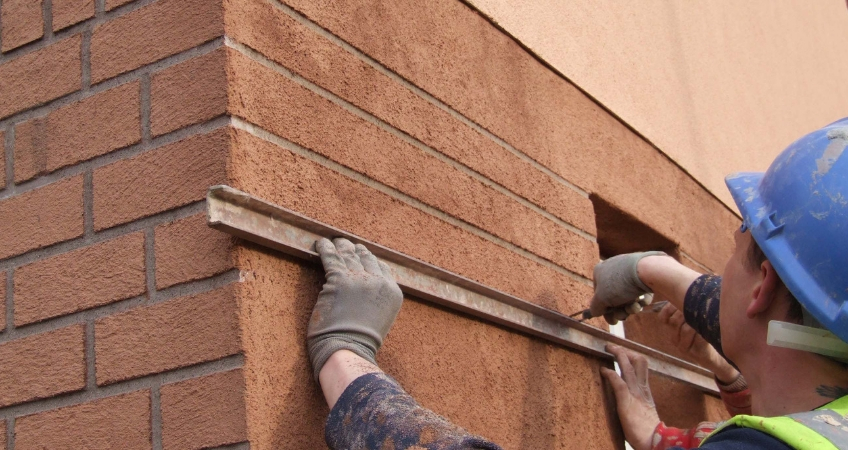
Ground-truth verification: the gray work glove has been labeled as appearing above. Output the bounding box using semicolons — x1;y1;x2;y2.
307;237;404;382
589;251;667;325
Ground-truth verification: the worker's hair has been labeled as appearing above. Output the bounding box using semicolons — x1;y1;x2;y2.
744;239;804;324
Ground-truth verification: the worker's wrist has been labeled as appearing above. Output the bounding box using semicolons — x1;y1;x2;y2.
712;364;740;386
318;350;383;409
715;370;747;393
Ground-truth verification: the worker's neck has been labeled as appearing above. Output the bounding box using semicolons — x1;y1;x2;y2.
745;347;848;416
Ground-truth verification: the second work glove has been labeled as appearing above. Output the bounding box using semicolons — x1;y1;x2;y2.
589;251;666;324
307;238;404;382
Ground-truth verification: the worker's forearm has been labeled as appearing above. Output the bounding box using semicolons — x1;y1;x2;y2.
636;255;701;311
319;349;382;409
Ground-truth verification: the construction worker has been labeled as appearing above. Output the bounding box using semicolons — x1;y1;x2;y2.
307;117;848;449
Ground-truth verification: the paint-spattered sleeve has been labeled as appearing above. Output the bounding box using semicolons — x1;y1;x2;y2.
682;274;724;357
325;372;503;450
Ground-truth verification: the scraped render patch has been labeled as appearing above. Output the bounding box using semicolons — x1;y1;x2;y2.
0;0;742;447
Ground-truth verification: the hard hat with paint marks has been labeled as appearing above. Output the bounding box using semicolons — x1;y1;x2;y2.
725;117;848;343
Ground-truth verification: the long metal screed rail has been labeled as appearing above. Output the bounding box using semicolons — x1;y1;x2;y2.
205;185;718;394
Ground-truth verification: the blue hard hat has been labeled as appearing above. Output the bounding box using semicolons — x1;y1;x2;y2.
725;117;848;343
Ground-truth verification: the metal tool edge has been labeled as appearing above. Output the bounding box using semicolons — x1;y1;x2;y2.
206;185;718;394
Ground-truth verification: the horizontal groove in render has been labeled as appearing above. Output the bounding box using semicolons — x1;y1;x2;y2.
224;37;595;243
265;0;590;200
230;117;592;285
207;185;718;395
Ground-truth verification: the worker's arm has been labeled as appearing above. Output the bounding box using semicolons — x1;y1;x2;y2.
635;254;701;313
604;344;722;450
590;253;725;355
309;238;502;450
658;302;750;416
590;253;700;323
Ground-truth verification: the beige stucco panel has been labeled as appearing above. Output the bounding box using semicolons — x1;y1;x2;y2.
465;0;848;210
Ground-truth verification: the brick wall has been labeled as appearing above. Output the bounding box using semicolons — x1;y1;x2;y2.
0;0;245;448
0;0;739;448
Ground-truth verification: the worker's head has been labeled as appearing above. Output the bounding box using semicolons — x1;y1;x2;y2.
720;117;848;365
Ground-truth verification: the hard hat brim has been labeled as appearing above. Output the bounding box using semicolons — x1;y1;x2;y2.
725;172;765;231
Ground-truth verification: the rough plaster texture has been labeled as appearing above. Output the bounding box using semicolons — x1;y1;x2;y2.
651;375;729;429
228;128;592;315
0;0;758;446
233;246;623;449
226;51;597;279
272;0;738;273
219;0;749;442
465;0;848;209
223;0;597;237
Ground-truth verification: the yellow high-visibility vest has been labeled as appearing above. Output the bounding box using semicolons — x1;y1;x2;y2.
700;396;848;449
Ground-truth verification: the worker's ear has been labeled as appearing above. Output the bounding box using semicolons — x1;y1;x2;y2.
746;260;781;318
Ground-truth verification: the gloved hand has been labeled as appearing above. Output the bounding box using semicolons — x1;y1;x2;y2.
589;251;666;324
601;344;661;450
307;238;404;382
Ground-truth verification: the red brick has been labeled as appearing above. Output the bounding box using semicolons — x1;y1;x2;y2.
227;53;596;277
230;130;593;315
15;81;141;182
0;325;85;407
155;213;233;289
0;175;84;259
1;0;43;52
92;128;228;230
14;233;146;325
0;35;81;119
161;370;247;449
105;0;134;10
151;48;227;136
90;0;223;83
224;0;596;236
15;391;151;449
95;285;241;384
52;0;94;31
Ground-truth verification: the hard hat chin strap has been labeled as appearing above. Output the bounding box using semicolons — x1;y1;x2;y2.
767;321;848;363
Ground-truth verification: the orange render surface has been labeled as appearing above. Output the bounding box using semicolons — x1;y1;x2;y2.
464;0;848;210
0;0;749;447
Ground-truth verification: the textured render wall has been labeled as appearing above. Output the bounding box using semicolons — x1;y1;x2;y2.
221;0;735;448
0;0;738;449
0;0;247;448
463;0;848;210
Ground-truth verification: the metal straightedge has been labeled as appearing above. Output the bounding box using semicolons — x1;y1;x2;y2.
206;185;719;394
